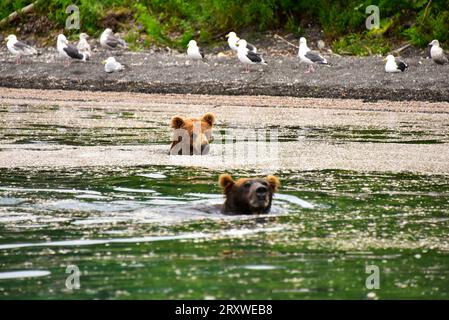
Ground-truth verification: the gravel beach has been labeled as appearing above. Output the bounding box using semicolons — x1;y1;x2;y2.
0;48;448;101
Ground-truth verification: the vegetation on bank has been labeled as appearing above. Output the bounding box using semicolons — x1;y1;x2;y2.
0;0;448;55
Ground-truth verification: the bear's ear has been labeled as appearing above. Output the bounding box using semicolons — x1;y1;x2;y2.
171;116;185;128
201;113;216;126
266;175;280;192
219;174;234;190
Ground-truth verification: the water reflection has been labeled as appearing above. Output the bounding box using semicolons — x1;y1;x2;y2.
0;166;448;299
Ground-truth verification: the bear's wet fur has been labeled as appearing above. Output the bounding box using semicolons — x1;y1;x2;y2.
219;174;281;215
169;113;215;155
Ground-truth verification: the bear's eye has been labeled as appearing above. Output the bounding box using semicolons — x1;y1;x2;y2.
261;181;268;187
244;182;252;189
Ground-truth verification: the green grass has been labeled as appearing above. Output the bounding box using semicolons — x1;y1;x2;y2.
332;33;391;56
0;0;448;53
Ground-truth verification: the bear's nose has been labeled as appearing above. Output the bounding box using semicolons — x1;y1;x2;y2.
256;186;267;194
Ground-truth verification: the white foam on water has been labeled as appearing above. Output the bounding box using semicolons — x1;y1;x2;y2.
41;199;146;213
0;216;34;223
15;224;49;229
113;187;156;193
0;233;207;250
242;265;280;270
0;270;51;280
0;226;284;250
0;197;26;205
221;226;284;237
184;193;223;199
138;173;167;179
275;194;315;209
75;194;111;200
71;217;130;225
0;186;101;195
145;199;188;205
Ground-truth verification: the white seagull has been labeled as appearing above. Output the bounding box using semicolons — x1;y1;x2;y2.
187;40;206;63
100;28;128;50
384;54;408;73
77;33;91;59
226;31;257;53
236;39;266;73
5;34;37;64
429;39;448;65
57;34;88;66
298;37;330;73
102;57;125;73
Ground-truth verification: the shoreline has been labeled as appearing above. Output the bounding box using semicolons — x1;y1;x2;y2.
1;50;448;102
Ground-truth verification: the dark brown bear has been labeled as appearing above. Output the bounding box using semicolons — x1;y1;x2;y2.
219;174;281;215
169;113;215;155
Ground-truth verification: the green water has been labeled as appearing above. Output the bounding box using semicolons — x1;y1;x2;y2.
1;101;448;299
0;166;448;299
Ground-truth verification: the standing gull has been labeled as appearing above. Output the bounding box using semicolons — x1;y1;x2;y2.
77;33;91;59
297;37;330;73
187;40;206;64
226;31;257;53
236;39;266;73
429;40;448;65
102;57;125;73
384;55;408;73
57;34;88;66
100;28;128;50
5;34;37;64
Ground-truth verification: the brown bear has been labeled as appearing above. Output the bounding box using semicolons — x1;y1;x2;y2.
169;113;216;155
219;174;281;215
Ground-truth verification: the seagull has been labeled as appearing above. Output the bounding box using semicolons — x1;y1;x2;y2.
226;31;257;53
384;54;408;73
102;57;125;73
297;37;330;73
5;34;37;64
100;28;128;50
77;33;91;59
236;39;266;73
57;34;88;66
429;39;448;65
187;40;206;65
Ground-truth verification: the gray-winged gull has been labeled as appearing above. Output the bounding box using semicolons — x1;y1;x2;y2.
429;39;448;65
226;31;257;53
187;40;206;65
57;34;88;66
237;39;266;73
100;28;128;50
6;34;37;64
298;37;330;73
102;57;125;73
77;33;91;59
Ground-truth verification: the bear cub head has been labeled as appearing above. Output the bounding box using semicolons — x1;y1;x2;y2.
219;174;281;215
169;113;215;155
